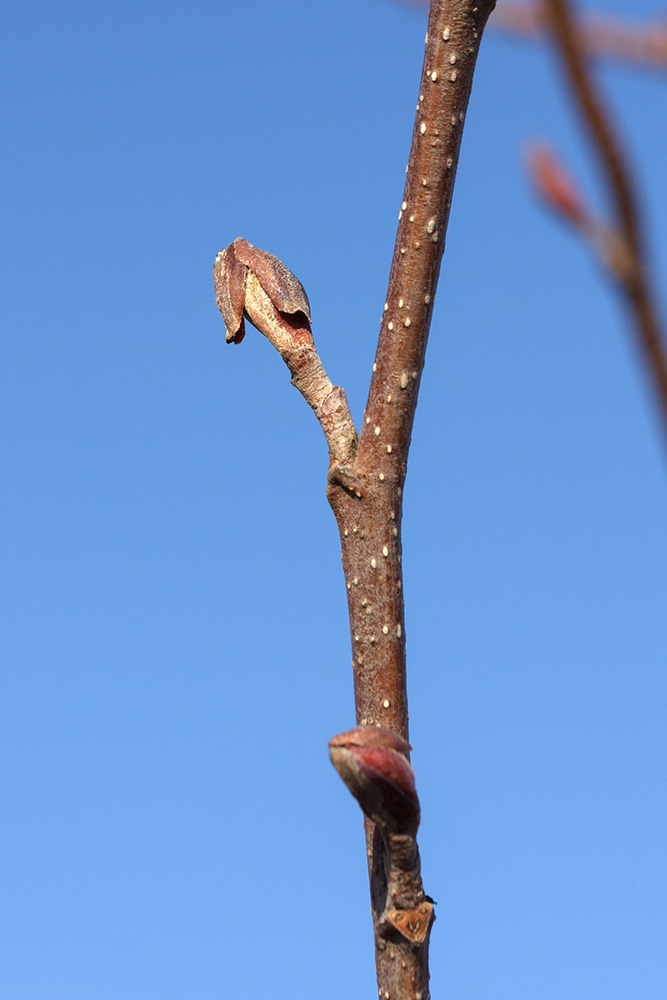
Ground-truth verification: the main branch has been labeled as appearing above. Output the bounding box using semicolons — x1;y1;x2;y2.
327;1;495;995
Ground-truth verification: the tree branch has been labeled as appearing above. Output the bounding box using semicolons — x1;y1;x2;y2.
541;0;667;450
214;3;495;994
326;1;495;995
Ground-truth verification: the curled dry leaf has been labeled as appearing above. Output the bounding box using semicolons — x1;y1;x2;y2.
213;244;247;344
213;237;312;347
329;726;420;836
233;238;311;320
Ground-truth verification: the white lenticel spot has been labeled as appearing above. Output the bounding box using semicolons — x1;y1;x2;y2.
383;699;390;708
382;546;389;557
382;626;389;635
371;558;377;569
400;373;409;389
386;445;392;453
374;426;381;436
419;122;426;135
443;26;450;40
404;318;411;327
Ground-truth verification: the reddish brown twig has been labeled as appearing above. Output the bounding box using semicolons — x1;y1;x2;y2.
326;1;495;995
493;2;667;70
542;0;667;449
215;3;495;995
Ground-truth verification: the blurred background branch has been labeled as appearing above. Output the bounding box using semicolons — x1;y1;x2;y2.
534;0;667;447
404;0;667;449
493;1;667;70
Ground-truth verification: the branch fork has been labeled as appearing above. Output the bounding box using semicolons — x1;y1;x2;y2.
213;2;496;995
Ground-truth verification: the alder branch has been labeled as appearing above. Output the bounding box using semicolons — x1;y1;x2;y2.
214;2;494;995
539;0;667;448
326;1;495;995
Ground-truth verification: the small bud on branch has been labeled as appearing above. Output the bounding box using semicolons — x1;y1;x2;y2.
329;726;420;836
526;142;586;225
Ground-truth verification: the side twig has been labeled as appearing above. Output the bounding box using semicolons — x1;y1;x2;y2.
493;2;667;71
542;0;667;449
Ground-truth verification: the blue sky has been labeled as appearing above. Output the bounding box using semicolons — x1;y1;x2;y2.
1;0;666;997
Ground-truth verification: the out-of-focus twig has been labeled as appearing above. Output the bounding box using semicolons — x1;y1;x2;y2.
540;0;667;448
403;0;667;70
494;2;667;70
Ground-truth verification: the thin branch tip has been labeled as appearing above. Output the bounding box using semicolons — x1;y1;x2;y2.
213;238;357;462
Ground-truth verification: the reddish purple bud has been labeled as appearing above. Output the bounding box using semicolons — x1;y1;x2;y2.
329;726;420;835
526;142;586;225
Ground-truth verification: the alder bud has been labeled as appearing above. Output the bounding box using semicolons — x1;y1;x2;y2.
526;143;586;225
329;726;420;835
213;237;312;348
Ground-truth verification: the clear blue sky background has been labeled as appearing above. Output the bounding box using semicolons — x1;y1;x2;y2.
2;0;666;997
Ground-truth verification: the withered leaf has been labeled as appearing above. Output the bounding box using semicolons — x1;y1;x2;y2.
213;244;247;344
232;238;311;321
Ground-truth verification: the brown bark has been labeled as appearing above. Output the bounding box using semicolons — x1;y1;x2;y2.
214;1;495;994
326;1;495;995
